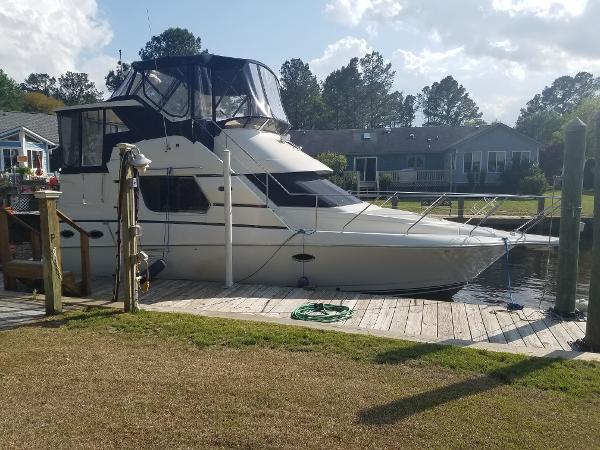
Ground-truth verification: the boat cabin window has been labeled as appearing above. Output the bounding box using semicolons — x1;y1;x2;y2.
57;107;130;171
109;55;290;131
139;176;209;213
247;172;361;208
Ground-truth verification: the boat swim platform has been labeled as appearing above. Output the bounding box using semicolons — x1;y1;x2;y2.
0;277;595;361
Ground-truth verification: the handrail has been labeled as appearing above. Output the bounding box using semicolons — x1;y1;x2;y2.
405;193;447;234
57;210;90;236
56;209;91;295
1;208;41;235
469;198;501;236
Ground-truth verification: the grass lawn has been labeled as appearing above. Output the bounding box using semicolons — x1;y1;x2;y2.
1;308;599;448
373;190;595;217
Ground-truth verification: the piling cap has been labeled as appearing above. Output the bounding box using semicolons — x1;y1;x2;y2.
566;117;587;131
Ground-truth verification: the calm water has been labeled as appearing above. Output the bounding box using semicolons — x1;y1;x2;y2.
453;240;592;309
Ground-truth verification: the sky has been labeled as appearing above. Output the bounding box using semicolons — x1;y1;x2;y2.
1;0;598;125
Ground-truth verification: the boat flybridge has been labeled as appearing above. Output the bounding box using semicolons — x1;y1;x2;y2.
53;53;555;297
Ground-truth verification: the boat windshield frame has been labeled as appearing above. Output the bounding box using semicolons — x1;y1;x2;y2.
110;54;290;130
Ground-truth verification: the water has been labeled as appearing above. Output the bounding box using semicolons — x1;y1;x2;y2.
453;240;592;309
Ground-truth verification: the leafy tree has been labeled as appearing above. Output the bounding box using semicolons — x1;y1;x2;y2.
56;72;103;105
359;51;395;128
279;58;323;129
21;73;57;96
389;92;416;127
139;27;202;60
418;75;482;126
518;72;600;122
315;152;347;175
105;62;131;93
560;95;600;157
0;69;24;110
515;110;563;145
22;92;64;113
321;58;365;129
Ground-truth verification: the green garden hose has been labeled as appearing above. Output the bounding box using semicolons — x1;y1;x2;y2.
291;302;353;323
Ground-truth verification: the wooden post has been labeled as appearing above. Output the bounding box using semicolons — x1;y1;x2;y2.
0;209;16;290
537;197;545;215
586;111;600;349
458;197;465;219
118;145;139;312
391;196;398;209
35;190;62;315
555;118;587;315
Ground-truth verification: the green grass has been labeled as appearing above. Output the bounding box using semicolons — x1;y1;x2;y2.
54;308;600;397
373;190;595;217
1;308;599;448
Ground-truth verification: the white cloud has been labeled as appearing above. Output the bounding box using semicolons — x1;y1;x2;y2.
309;36;372;79
0;0;113;93
323;0;600;123
491;0;587;18
324;0;404;26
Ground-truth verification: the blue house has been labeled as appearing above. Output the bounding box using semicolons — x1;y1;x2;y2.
290;123;541;191
0;111;58;174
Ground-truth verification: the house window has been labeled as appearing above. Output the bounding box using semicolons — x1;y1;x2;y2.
139;176;209;213
1;149;18;171
407;155;425;169
512;151;530;165
487;151;506;173
27;149;44;171
463;151;481;173
354;157;377;182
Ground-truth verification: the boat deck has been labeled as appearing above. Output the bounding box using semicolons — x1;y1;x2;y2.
0;277;590;357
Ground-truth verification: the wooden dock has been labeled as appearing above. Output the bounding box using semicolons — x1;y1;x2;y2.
0;277;590;357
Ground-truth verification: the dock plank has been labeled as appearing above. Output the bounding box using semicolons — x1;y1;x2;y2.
343;295;371;328
359;298;385;329
519;309;561;349
373;298;397;331
421;301;438;338
451;302;471;341
511;309;544;348
404;299;424;336
388;300;410;334
437;302;454;340
479;305;507;344
465;303;488;342
495;310;525;346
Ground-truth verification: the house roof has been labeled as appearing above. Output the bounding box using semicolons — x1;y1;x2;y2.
0;111;59;144
290;125;490;156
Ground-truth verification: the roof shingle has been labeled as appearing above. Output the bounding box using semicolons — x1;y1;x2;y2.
0;111;59;143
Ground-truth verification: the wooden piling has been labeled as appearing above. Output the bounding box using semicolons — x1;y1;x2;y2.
35;190;62;315
555;118;587;315
457;197;465;219
586;112;600;349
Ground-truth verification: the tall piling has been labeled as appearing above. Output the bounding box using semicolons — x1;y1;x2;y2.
555;118;587;315
586;112;600;349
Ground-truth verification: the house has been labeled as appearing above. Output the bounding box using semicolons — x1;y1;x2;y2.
290;123;541;191
0;111;58;174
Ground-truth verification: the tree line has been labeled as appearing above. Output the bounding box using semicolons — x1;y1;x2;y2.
279;54;483;129
515;71;600;179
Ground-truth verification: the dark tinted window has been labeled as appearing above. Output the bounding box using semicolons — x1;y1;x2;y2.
247;172;360;208
139;176;209;212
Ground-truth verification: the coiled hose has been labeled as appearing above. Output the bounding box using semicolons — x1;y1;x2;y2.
291;302;353;323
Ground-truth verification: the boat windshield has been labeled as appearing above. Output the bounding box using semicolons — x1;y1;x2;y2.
111;56;290;131
247;172;361;208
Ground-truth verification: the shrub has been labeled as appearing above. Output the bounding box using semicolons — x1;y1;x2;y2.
315;152;347;176
378;173;392;191
519;173;548;195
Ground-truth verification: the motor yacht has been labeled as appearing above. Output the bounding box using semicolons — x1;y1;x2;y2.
53;53;555;296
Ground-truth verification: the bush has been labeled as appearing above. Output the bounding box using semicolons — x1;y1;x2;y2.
315;152;347;176
500;159;547;194
519;173;548;195
378;173;392;191
329;174;355;191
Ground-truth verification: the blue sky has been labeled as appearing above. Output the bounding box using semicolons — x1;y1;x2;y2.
1;0;598;124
